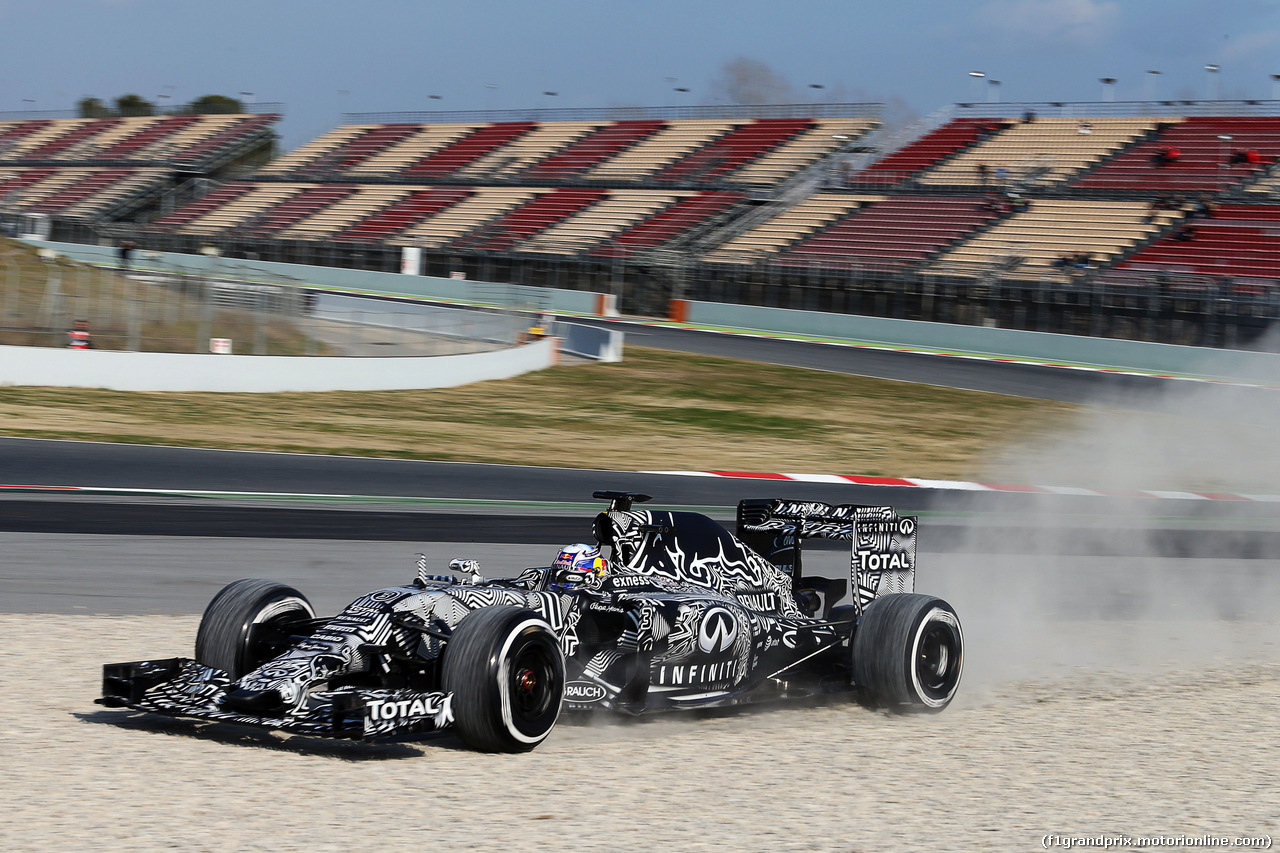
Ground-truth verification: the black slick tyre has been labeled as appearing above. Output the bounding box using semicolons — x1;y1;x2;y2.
194;578;315;679
442;606;565;753
852;593;963;712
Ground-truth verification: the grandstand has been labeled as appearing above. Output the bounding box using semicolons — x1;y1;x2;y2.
0;112;279;226
5;99;1280;349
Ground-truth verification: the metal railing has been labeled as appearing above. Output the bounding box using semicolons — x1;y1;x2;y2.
343;102;882;124
0;246;530;356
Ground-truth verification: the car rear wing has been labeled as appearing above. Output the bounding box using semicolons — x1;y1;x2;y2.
737;499;917;615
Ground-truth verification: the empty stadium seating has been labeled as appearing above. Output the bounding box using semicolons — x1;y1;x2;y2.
592;192;746;258
931;199;1182;279
515;190;682;254
1070;117;1280;194
778;196;1001;268
703;194;882;264
854;117;996;186
5;104;1277;301
520;121;665;182
654;119;814;183
334;187;474;243
1117;204;1280;282
920;117;1167;188
401;123;538;179
451;188;609;251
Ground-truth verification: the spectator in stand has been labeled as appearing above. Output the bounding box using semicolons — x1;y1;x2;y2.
976;163;989;187
1077;122;1093;135
1173;224;1197;242
1189;195;1215;219
994;165;1009;187
67;320;92;349
1152;147;1181;168
1022;109;1037;123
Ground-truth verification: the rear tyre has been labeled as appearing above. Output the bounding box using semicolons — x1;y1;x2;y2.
194;579;315;679
852;593;963;712
442;606;565;753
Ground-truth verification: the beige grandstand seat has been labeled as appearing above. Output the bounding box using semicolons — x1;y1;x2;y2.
586;120;736;182
919;117;1168;187
60;168;167;218
176;183;310;234
731;119;878;187
257;126;373;175
931;199;1183;279
516;190;683;254
397;187;544;248
141;115;241;159
2;119;92;158
703;193;882;264
54;117;162;160
454;122;602;181
343;124;481;177
274;186;415;241
10;169;88;203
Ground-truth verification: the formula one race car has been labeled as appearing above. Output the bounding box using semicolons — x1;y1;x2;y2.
99;492;963;753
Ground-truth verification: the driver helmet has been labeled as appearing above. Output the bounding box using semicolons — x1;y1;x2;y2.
553;543;608;588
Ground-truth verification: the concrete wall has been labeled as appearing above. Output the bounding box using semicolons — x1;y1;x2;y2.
0;338;558;392
681;300;1280;384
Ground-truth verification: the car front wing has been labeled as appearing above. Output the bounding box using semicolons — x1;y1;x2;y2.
97;658;454;740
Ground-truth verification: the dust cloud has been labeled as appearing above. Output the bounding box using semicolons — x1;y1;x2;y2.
929;362;1280;694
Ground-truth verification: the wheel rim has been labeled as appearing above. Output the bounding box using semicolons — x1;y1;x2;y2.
915;619;961;700
510;644;557;721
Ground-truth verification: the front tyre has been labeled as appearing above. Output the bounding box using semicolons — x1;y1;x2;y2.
442;606;565;753
852;594;963;712
194;579;315;679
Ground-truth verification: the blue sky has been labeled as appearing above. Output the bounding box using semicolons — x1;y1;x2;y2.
6;0;1280;149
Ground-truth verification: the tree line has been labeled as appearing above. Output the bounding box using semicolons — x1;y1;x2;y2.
76;94;247;118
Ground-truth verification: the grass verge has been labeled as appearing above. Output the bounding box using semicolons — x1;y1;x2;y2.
0;346;1078;481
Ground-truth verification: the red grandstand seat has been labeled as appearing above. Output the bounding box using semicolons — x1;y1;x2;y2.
654;119;814;183
1117;205;1280;281
401;123;538;179
521;121;666;181
336;187;474;242
29;169;134;213
97;115;202;160
1072;117;1280;194
780;196;1000;267
856;118;999;186
21;119;121;160
592;192;746;258
451;188;608;251
149;182;257;229
247;184;361;235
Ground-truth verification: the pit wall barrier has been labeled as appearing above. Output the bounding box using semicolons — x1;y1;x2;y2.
0;337;559;393
669;300;1280;384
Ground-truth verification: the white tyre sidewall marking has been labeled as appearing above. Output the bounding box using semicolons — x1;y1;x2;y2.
250;596;314;626
910;607;962;708
498;616;563;744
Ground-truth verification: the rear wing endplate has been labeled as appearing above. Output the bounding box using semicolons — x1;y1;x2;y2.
737;499;917;614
